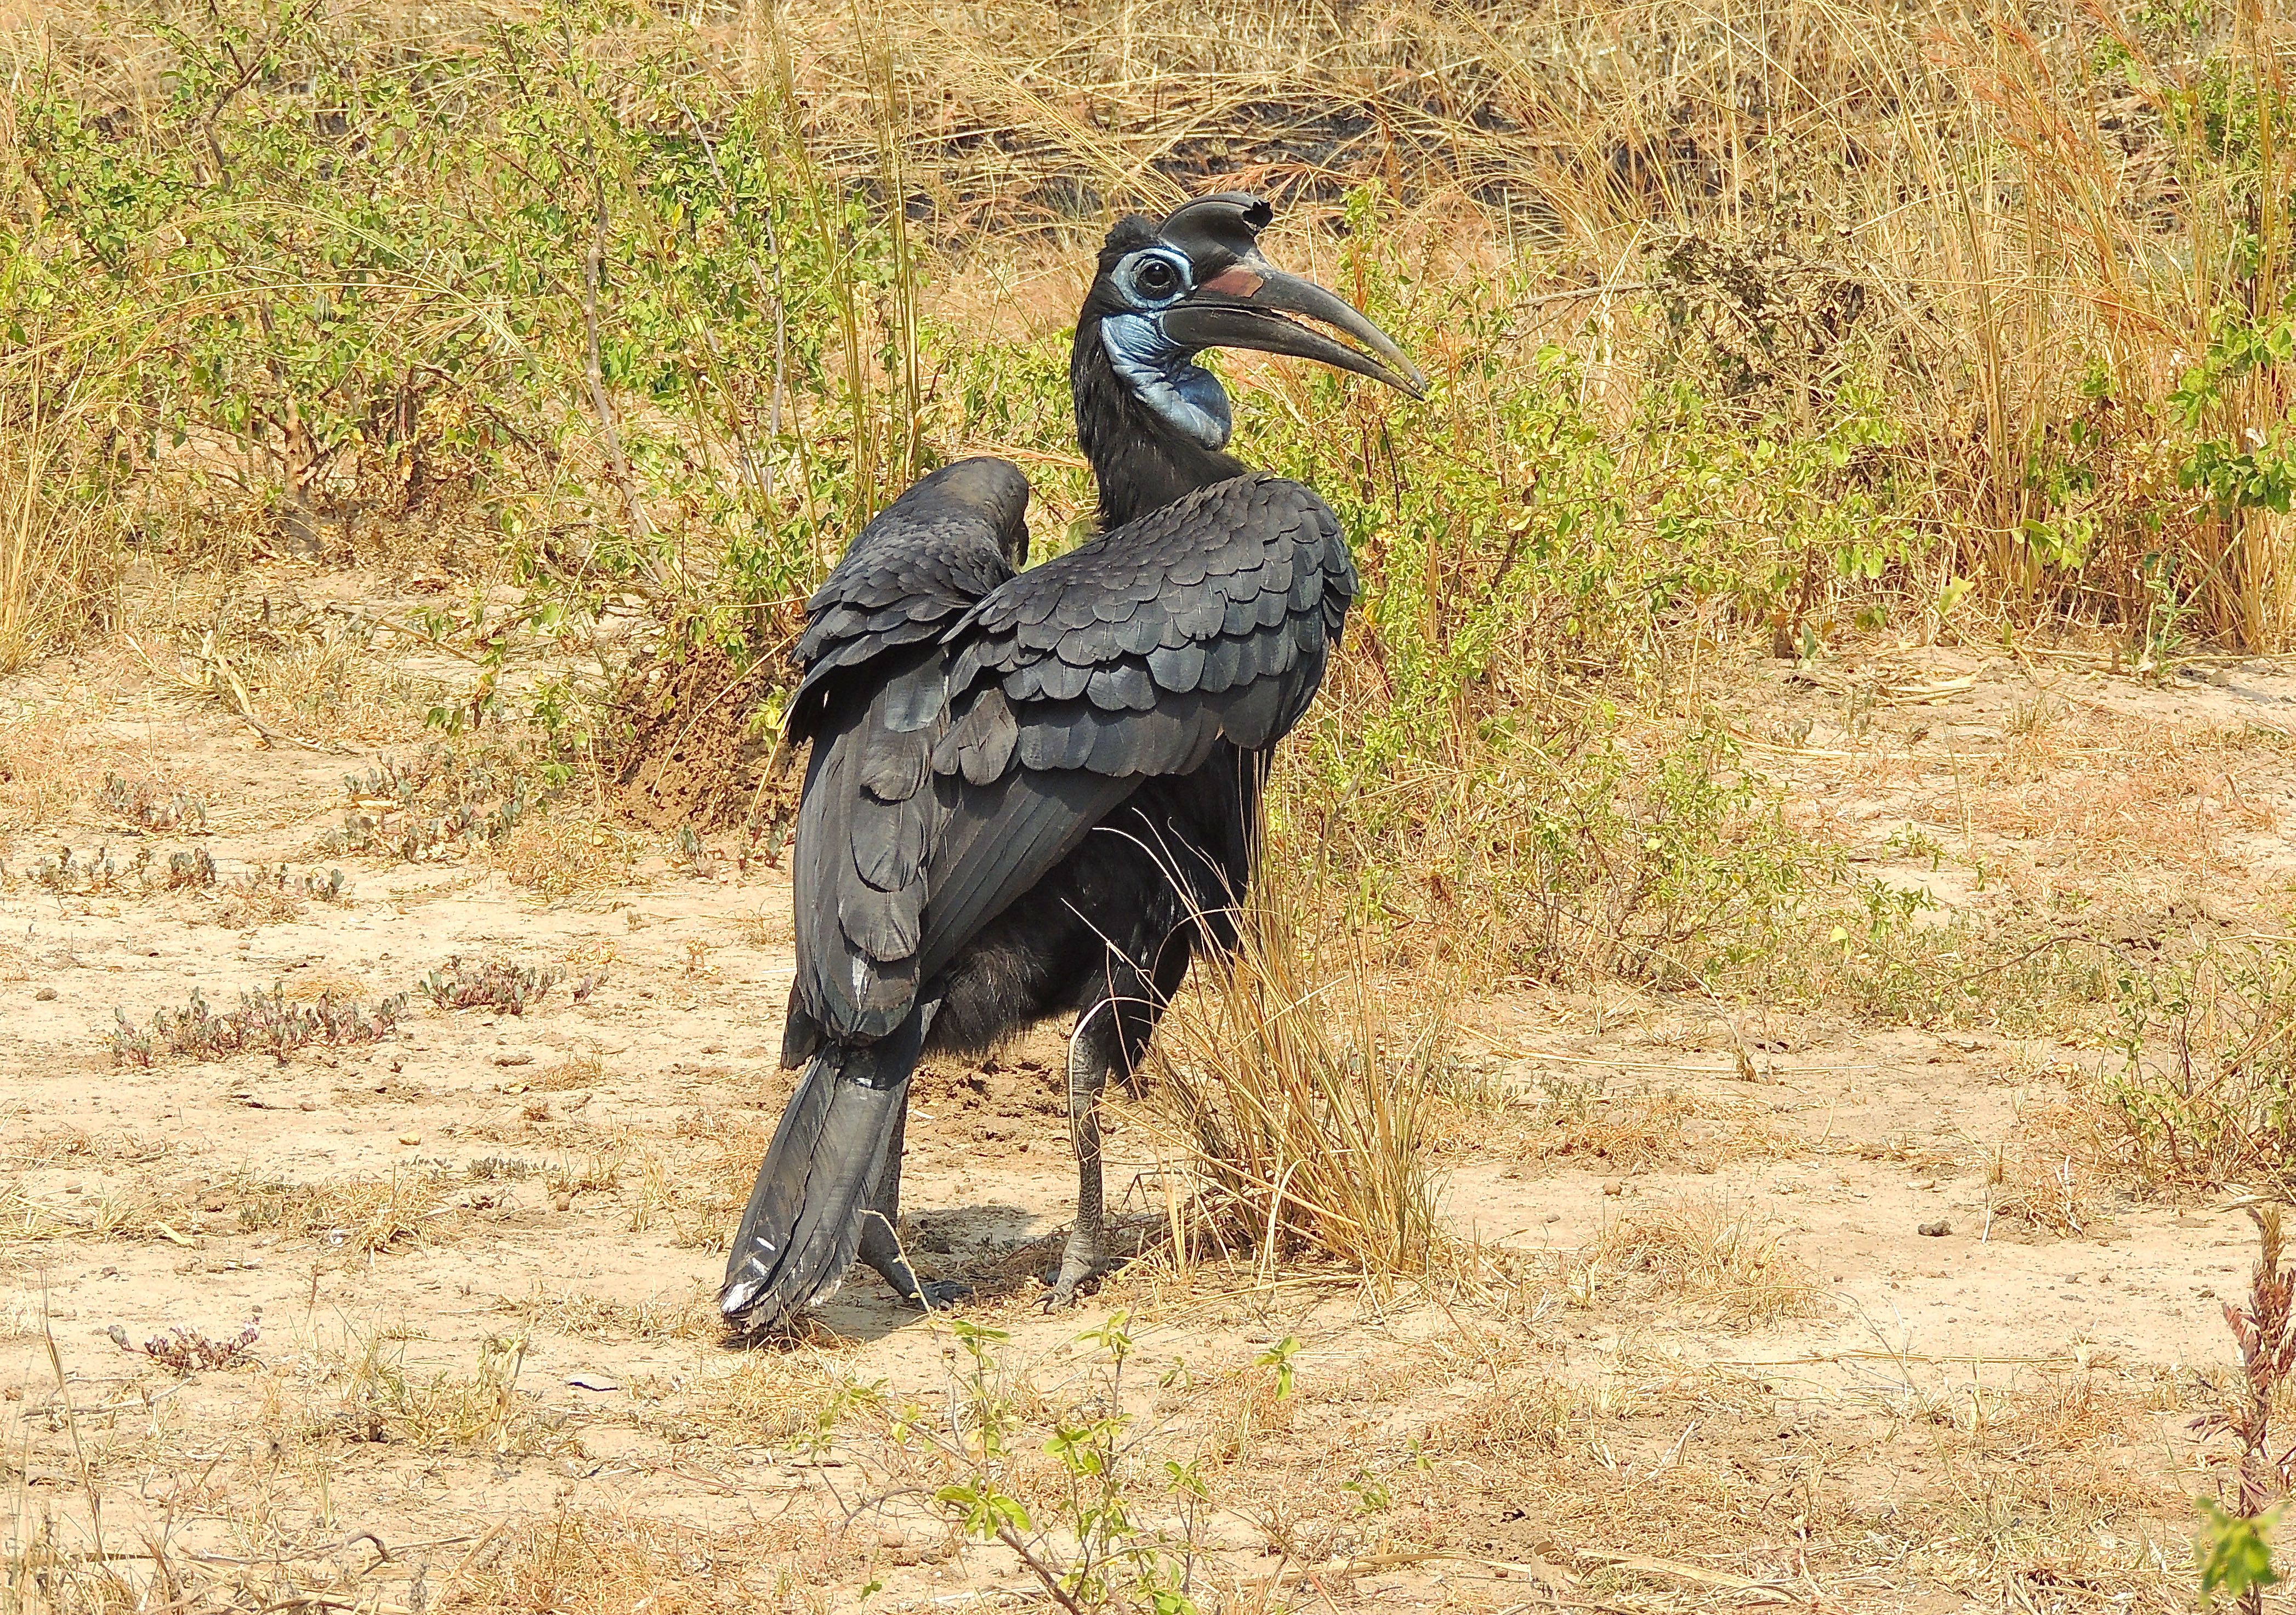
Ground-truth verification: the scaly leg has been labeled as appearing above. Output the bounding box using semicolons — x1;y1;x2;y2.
857;1091;970;1310
1045;942;1194;1307
1045;1000;1120;1307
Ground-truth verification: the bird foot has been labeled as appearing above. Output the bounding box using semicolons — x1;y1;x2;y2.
1041;1241;1115;1310
907;1277;973;1312
865;1249;972;1313
1041;1271;1100;1310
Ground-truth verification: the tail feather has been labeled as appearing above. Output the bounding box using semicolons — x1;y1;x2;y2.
719;1015;924;1330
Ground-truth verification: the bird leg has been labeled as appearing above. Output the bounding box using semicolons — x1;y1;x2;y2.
1045;943;1194;1307
857;1088;970;1311
1046;1003;1119;1307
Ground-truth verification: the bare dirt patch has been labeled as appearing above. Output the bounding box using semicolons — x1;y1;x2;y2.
0;611;2270;1612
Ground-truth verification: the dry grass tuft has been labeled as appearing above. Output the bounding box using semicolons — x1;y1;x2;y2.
1530;1083;1703;1171
677;1357;850;1449
1571;1196;1819;1327
0;382;118;671
0;716;93;834
334;1330;548;1454
1982;1106;2116;1237
505;1287;714;1343
2;1125;173;1169
672;1108;776;1250
1148;863;1452;1286
0;1180;197;1244
454;1511;788;1614
236;1169;450;1255
1950;714;2280;881
490;808;645;899
1437;1379;1577;1458
536;1053;608;1090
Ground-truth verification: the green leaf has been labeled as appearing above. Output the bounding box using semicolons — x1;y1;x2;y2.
2197;1498;2282;1605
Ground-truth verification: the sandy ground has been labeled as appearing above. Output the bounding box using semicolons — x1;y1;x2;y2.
3;593;2289;1613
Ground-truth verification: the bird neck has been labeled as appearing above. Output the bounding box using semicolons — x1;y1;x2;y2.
1072;316;1248;530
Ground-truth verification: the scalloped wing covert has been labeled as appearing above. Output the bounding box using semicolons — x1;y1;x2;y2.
788;470;1354;1047
912;473;1354;983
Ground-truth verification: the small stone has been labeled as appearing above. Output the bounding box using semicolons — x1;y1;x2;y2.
1602;1180;1624;1197
1918;1219;1951;1237
34;987;56;1002
492;1053;533;1067
397;1132;421;1146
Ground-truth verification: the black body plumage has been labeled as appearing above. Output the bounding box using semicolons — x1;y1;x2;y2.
721;194;1416;1330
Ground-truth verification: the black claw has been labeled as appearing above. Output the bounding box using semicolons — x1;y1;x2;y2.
913;1278;972;1311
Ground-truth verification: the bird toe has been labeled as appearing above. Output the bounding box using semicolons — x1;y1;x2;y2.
913;1278;973;1311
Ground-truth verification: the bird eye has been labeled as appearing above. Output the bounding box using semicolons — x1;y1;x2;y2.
1118;251;1187;307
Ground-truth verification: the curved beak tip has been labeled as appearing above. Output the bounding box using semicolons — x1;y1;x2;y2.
1168;264;1425;400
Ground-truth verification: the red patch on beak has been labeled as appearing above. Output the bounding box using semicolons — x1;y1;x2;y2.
1202;264;1266;298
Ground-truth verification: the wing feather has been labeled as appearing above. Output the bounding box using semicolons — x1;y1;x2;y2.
797;471;1354;1050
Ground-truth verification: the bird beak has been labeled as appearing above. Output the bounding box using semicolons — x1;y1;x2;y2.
1161;257;1427;399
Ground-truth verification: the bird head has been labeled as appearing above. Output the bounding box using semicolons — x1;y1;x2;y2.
1082;192;1424;454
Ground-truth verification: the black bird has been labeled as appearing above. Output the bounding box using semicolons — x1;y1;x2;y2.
720;193;1422;1331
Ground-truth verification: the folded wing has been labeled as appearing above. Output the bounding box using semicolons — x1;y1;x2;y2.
917;472;1356;982
784;460;1030;1052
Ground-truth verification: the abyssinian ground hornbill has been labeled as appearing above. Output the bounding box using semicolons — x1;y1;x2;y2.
720;193;1422;1332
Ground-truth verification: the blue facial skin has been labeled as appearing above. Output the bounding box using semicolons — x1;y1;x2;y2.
1101;314;1234;451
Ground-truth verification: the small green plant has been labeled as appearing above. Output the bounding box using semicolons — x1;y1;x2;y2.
1882;826;1949;871
321;746;543;862
107;1310;261;1374
164;846;218;890
98;772;207;831
110;985;407;1066
31;844;132;894
2104;943;2296;1193
2198;1499;2281;1611
420;956;561;1016
1252;1335;1302;1400
877;1313;1207;1614
2193;1208;2296;1613
342;1330;539;1453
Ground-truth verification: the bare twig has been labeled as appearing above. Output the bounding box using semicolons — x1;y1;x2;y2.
1514;281;1652;311
42;1287;105;1563
581;179;650;544
993;1523;1085;1615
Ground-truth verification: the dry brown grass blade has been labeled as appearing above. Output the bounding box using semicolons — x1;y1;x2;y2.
1144;849;1453;1287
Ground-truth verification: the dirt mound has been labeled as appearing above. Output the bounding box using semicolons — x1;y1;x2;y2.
609;640;784;831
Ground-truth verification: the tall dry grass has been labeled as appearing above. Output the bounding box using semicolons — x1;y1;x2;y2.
7;0;2294;652
0;369;116;672
1145;854;1452;1284
765;0;2296;646
5;0;2294;997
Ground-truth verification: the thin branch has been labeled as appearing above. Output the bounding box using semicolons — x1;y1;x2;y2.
1513;280;1652;311
581;180;651;544
994;1523;1085;1615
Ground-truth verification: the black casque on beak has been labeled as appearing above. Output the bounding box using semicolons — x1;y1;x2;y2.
1155;193;1425;399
